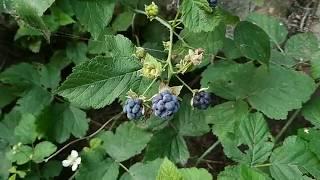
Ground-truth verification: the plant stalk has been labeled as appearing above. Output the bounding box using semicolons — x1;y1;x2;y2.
195;140;220;166
274;109;301;143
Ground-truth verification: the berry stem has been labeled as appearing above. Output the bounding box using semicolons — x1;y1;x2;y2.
142;78;157;96
195;140;220;166
175;75;194;93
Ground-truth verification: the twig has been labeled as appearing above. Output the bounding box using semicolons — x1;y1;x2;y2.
44;113;123;162
195;140;220;166
274;109;301;143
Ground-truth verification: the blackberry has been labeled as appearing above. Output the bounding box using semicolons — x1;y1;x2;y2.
192;91;212;110
152;90;180;119
123;98;144;120
208;0;218;7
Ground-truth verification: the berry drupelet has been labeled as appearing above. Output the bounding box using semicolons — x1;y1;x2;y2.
123;98;144;120
152;90;180;119
192;91;212;110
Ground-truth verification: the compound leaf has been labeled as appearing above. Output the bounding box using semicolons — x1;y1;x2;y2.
101;122;152;162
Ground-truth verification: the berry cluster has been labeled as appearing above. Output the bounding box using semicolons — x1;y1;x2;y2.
123;98;144;120
208;0;218;7
192;91;212;110
152;90;180;119
123;90;214;120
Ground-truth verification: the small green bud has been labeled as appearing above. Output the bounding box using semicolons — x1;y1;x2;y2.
135;47;146;59
163;41;170;51
145;2;159;19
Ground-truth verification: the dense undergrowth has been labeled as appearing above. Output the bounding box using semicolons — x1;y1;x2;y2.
0;0;320;179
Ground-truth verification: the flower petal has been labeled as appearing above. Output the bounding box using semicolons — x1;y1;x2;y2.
70;150;78;158
71;163;78;171
75;157;81;165
62;160;71;167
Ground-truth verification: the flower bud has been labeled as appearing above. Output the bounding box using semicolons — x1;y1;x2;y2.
135;47;146;59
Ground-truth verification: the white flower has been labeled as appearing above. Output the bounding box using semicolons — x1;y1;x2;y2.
62;150;81;171
304;128;309;134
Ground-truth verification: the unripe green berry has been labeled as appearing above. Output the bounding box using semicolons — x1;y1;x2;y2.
145;2;159;19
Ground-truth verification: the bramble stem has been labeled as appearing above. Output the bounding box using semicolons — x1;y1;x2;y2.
175;75;194;93
195;140;220;166
274;109;301;143
44;113;123;162
134;9;175;80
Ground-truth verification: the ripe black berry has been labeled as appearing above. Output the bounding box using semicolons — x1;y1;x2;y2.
123;98;143;120
208;0;218;7
192;91;212;110
152;90;180;119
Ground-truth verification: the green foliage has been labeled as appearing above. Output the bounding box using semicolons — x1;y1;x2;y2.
1;0;320;179
101;122;152;162
201;62;315;119
234;21;271;65
70;0;115;39
302;96;320;128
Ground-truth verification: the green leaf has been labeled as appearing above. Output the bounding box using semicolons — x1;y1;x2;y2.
88;28;114;54
0;63;41;88
37;103;89;143
32;141;57;163
234;21;271;65
0;148;11;180
13;0;52;40
201;62;316;119
223;38;242;60
16;0;54;16
206;101;250;162
0;85;18;108
172;96;210;137
0;110;21;145
180;23;225;55
156;158;182;180
311;51;320;80
181;0;223;32
76;149;119;180
42;160;62;179
270;49;296;67
71;0;115;39
112;11;134;32
105;35;135;57
15;86;53;115
120;159;163;180
50;5;75;26
57;55;141;108
302;96;320;128
179;167;212;180
144;127;190;165
39;50;72;89
66;42;89;65
285;32;320;61
246;13;288;45
14;114;38;144
238;113;274;165
100;122;152;162
7;145;33;165
218;165;271;180
298;129;320;160
270;136;320;180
